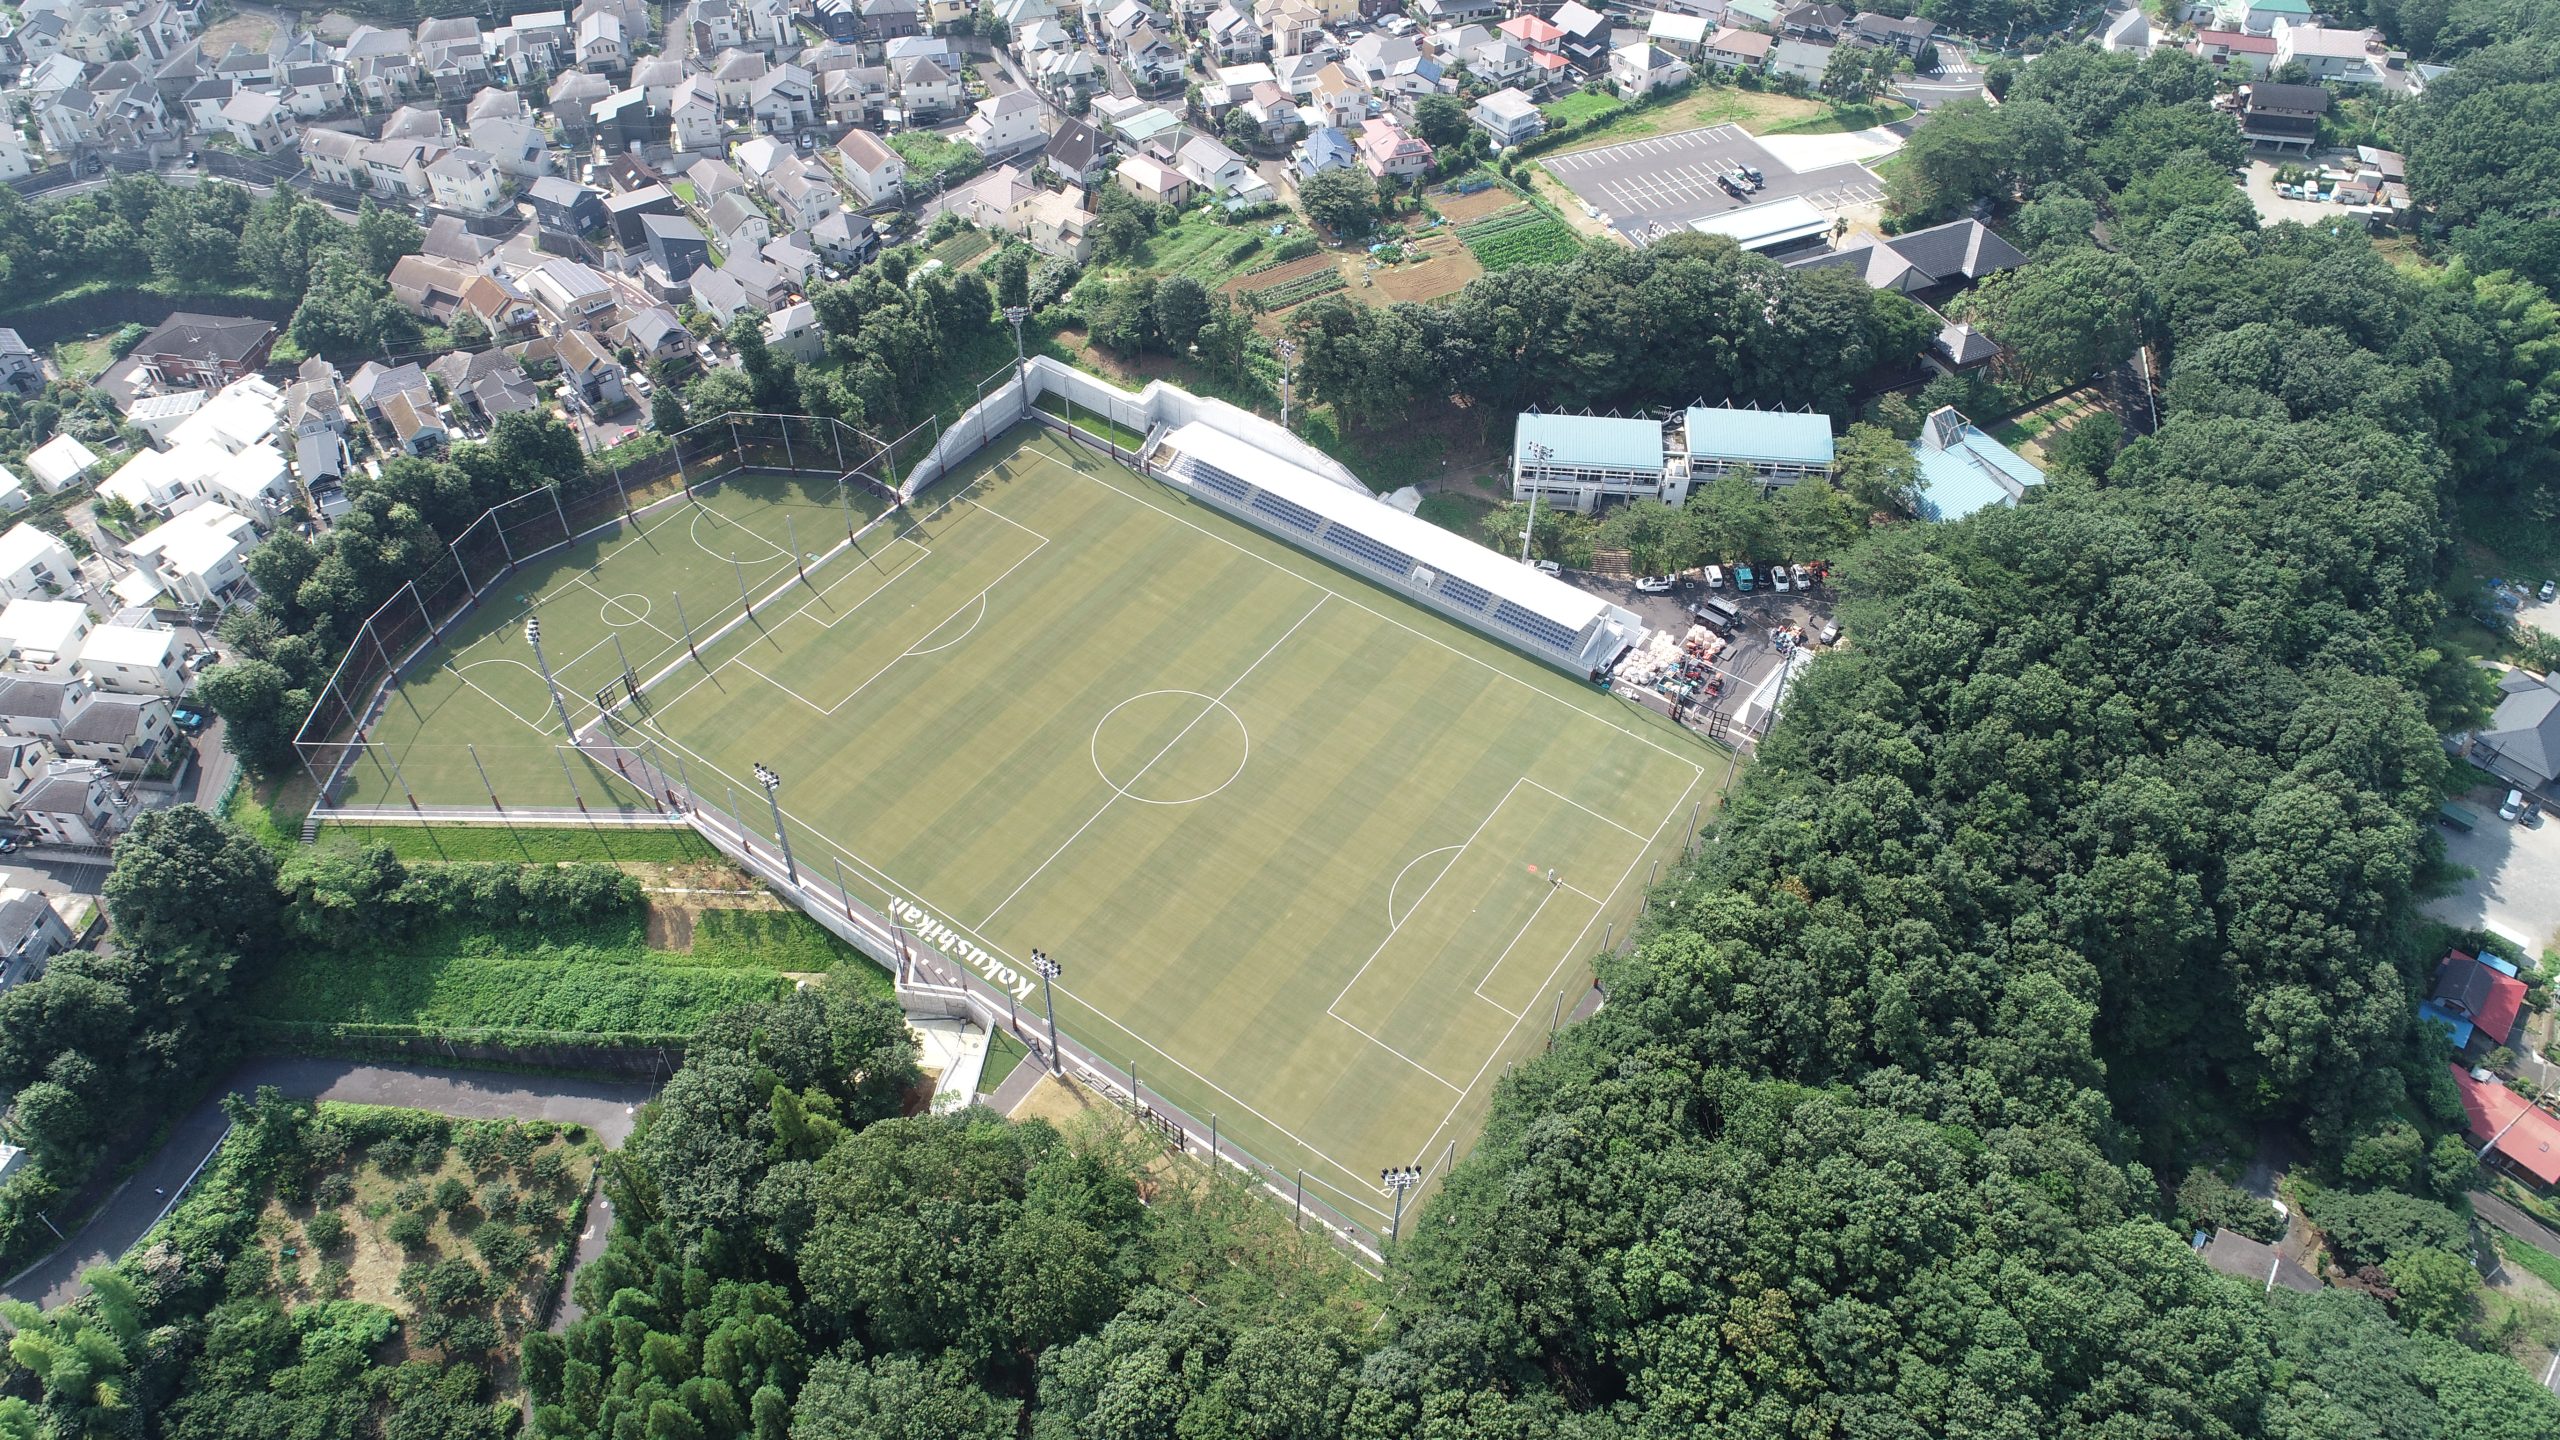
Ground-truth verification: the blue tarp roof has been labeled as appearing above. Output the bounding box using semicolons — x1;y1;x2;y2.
2419;1000;2475;1050
1516;412;1663;472
1685;406;1835;467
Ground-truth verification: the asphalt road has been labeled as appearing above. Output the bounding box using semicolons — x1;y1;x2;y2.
1;1058;655;1311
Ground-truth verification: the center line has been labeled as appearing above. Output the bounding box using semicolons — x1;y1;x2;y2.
974;594;1328;928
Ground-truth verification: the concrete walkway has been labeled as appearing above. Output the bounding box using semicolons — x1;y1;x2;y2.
2;1059;656;1311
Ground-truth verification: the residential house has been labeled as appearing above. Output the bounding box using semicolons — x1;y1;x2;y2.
13;758;135;847
1769;37;1830;81
824;64;895;125
631;54;687;105
686;157;751;203
0;526;75;604
1174;135;1273;205
0;332;39;399
1240;83;1305;144
1465;38;1540;89
0;470;23;515
895;56;960;120
618;307;697;369
0;137;34;184
1123;23;1182;84
861;0;924;43
549;68;615;132
526;257;619;322
1849;11;1935;56
1295;124;1355;177
121;503;259;606
706;191;770;254
2423;948;2527;1053
2469;666;2560;799
644;211;715;278
2273;19;2384;84
1306;62;1367;130
1779;3;1847;41
1206;2;1263;61
529;175;609;237
459;275;544;341
2101;6;2151;52
2236;80;2325;150
967;90;1048;159
552;329;628;413
813;0;863;40
589;85;655;150
75;623;185;698
0;598;88;676
1786;217;2025;298
834;127;906;204
0;886;74;991
761;234;820;285
1703;24;1771;69
472;110;552;180
25;437;99;494
389;253;476;321
1261;0;1324;58
766;301;826;362
670;74;723;149
1910;407;2044;522
1355;116;1431;180
132;315;275;390
278;64;350;117
2449;1064;2560;1192
577;9;627;70
1015;188;1093;260
1046;115;1111;184
426;147;508;212
362;136;440;199
810;209;880;268
216;88;297;152
428;348;542;425
605;184;682;247
1648;10;1710;55
749;62;817;131
764;161;844;229
1470;87;1543;147
1550;0;1612;71
1109;148;1188;206
1611;39;1692;95
2242;0;2310;34
685;259;775;323
2190;28;2276;75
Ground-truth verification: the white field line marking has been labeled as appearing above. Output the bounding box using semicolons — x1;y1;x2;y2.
632;527;945;719
447;659;556;733
974;593;1326;929
1405;768;1703;1190
1521;777;1651;841
1561;882;1607;906
1025;447;1708;780
735;532;1049;718
571;573;680;643
1329;1010;1467;1093
1386;843;1466;928
903;591;986;656
628;717;1393;1219
1327;778;1521;1015
1470;883;1563;1020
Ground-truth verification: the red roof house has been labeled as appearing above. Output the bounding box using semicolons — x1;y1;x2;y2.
1500;14;1562;49
2450;1063;2560;1188
2432;950;2527;1047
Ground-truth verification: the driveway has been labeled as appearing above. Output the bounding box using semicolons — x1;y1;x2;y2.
1;1059;655;1311
2426;788;2560;956
2241;157;2349;227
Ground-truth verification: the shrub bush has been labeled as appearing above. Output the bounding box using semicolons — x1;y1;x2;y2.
304;1211;348;1252
386;1211;430;1251
432;1176;472;1213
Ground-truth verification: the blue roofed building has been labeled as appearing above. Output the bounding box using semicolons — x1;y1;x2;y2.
1512;412;1669;514
1684;405;1835;487
1911;406;2044;521
1295;125;1356;178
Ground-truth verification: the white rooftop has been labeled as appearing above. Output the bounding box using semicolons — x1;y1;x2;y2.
78;623;178;667
1162;421;1612;636
0;597;89;659
0;524;66;573
26;434;100;489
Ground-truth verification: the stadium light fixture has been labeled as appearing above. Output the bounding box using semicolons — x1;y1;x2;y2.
1031;949;1063;1075
1380;1164;1422;1243
1003;305;1030;385
752;762;798;884
524;616;578;742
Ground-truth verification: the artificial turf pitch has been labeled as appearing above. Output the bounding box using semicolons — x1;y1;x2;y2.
343;427;1713;1225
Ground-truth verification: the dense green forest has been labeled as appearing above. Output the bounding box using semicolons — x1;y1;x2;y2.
14;28;2560;1439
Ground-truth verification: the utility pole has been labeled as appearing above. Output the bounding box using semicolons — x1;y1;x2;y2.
752;763;796;883
525;616;577;740
1032;949;1063;1074
1276;338;1297;431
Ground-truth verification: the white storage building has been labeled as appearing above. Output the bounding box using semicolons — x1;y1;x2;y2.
1154;422;1645;674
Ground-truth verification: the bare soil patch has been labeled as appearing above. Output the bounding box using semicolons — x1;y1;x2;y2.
1433;186;1523;224
1222;250;1344;299
1369;238;1482;303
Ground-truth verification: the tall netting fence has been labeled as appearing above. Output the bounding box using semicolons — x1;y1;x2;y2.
293;411;903;807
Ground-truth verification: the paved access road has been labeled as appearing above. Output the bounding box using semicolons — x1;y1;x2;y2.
1;1059;655;1311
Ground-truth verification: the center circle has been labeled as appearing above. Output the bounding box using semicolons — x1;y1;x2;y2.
599;593;652;627
1091;690;1251;806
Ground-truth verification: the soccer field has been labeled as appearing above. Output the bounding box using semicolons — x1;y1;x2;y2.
344;428;1713;1224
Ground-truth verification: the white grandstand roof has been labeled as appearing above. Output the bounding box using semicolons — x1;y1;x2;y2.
1163;422;1611;635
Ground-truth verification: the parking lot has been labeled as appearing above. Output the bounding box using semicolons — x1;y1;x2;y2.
2427;785;2560;958
1572;570;1836;736
1539;124;1886;239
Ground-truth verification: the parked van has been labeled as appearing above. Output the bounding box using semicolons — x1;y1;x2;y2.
1704;564;1726;589
1692;597;1742;631
1818;619;1840;646
1735;564;1754;592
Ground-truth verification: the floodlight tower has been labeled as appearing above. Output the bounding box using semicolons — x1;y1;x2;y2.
1031;949;1063;1074
524;616;577;741
1003;304;1030;385
1518;441;1552;564
1380;1164;1422;1244
752;763;797;884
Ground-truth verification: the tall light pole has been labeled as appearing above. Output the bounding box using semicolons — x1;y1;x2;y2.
1002;304;1029;386
1031;948;1063;1074
1517;441;1551;565
525;616;577;741
1380;1164;1421;1244
752;762;796;883
1276;338;1297;431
